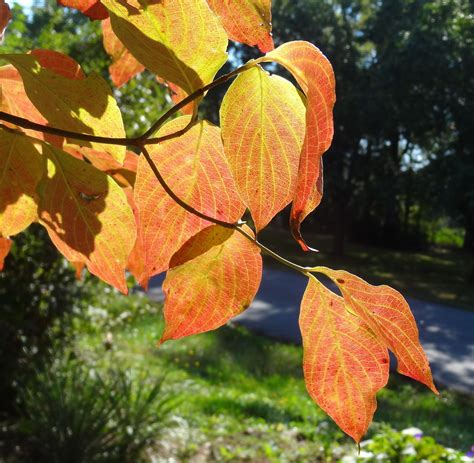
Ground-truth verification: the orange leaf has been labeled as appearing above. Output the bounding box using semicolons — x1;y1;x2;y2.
1;52;126;162
0;236;12;271
315;267;438;393
133;117;244;287
30;49;85;80
220;65;306;231
0;130;44;237
38;142;136;293
300;276;389;442
0;0;11;41
57;0;109;20
207;0;274;52
0;64;51;140
101;0;228;94
102;18;144;88
258;41;336;250
161;225;262;342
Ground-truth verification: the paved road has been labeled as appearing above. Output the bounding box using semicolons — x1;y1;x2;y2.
148;268;474;393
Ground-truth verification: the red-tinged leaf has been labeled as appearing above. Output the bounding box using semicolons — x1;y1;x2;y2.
161;225;262;342
220;65;306;231
30;49;85;80
0;0;11;41
71;261;86;279
57;0;108;20
1;52;126;162
258;41;336;250
0;236;12;270
123;187;146;287
38;142;136;293
101;0;228;94
167;82;195;116
207;0;274;52
315;267;438;393
102;18;144;88
134;117;244;287
300;276;389;442
0;130;44;236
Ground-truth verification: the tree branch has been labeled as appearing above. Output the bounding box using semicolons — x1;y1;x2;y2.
0;60;257;148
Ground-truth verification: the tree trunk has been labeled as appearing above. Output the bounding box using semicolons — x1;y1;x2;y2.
332;200;346;256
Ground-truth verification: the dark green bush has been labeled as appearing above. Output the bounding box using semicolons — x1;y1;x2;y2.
16;355;178;463
0;225;84;413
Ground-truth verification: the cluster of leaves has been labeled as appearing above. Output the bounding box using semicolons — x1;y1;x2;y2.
0;0;437;441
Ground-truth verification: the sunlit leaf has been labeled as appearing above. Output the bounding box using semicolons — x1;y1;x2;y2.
0;235;11;271
207;0;273;52
258;41;336;250
101;0;228;94
221;65;306;231
38;142;136;293
0;64;54;141
133;116;244;288
161;225;262;342
1;52;126;162
57;0;109;20
315;267;437;393
0;130;43;236
102;18;144;88
300;275;389;442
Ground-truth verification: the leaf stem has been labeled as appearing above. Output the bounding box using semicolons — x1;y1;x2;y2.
140;146;312;277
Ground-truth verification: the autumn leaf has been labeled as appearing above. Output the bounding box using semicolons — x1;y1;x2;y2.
0;129;44;237
258;41;336;250
161;225;262;342
0;235;11;271
101;0;228;94
300;275;389;442
0;0;11;41
38;142;136;293
220;65;306;231
133;117;244;288
0;64;53;140
315;267;437;393
57;0;109;20
1;52;126;162
102;18;144;88
207;0;274;52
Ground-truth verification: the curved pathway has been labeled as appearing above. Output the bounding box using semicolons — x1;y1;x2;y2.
148;268;474;393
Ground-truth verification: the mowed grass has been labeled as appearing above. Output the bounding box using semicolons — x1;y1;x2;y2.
77;312;474;458
258;227;474;311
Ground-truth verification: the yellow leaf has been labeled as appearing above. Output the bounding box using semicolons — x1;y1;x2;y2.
1;52;126;162
0;129;44;236
221;65;306;231
101;0;228;94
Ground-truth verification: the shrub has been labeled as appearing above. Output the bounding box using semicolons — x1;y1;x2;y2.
15;355;178;463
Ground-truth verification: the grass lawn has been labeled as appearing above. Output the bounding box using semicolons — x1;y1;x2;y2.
76;308;474;461
258;227;474;311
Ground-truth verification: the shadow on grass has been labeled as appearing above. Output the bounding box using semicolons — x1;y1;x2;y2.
157;324;303;384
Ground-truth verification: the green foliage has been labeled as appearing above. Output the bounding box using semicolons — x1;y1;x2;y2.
0;225;83;412
354;426;469;462
16;355;177;463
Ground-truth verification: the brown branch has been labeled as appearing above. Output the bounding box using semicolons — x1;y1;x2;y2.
0;112;134;146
